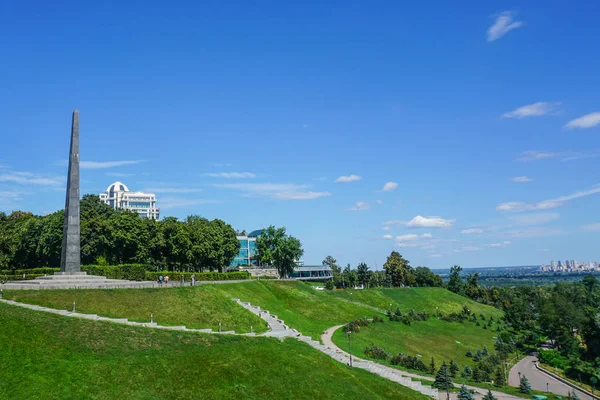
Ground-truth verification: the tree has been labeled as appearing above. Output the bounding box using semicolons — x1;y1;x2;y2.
356;262;370;286
256;226;304;278
433;362;453;391
323;255;342;288
447;265;463;293
568;390;581;400
325;279;334;290
465;349;473;358
383;251;415;287
457;385;475;400
482;389;497;400
519;375;531;394
465;272;482;300
590;376;598;394
430;357;436;374
461;365;473;378
450;360;459;377
493;368;505;387
414;266;443;287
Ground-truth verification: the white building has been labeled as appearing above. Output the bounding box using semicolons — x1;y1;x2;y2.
99;181;159;220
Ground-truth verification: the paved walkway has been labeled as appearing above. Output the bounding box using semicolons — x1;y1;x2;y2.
509;355;595;400
321;325;527;400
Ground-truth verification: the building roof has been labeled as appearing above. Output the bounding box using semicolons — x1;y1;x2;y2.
106;181;130;193
247;229;263;238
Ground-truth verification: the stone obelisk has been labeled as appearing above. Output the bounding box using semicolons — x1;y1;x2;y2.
60;109;81;273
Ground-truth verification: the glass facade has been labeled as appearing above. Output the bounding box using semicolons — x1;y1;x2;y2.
129;201;151;208
230;235;259;267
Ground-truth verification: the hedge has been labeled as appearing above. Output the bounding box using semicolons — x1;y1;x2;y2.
145;271;250;282
0;267;59;275
82;264;148;281
1;274;46;281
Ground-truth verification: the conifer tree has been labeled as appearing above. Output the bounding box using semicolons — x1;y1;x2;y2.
568;390;581;400
465;349;473;357
482;389;497;400
430;357;436;374
461;365;473;378
494;368;505;387
433;362;453;391
450;360;459;377
519;375;532;394
457;385;475;400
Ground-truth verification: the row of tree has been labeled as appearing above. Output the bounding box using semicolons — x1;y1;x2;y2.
0;195;240;271
322;251;443;289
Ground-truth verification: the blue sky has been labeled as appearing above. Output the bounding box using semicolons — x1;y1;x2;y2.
1;1;599;268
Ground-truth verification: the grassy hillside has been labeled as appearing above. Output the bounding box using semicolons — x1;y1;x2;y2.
328;287;503;319
0;302;428;400
4;284;268;333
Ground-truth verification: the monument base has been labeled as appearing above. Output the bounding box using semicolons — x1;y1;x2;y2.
1;272;157;290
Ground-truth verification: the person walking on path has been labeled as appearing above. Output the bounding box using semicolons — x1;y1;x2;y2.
158;275;163;286
191;274;195;286
165;275;169;285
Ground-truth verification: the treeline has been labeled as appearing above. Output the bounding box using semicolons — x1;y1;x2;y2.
0;195;239;272
449;266;600;387
322;251;443;289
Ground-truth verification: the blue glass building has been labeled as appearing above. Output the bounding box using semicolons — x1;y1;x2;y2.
230;230;262;267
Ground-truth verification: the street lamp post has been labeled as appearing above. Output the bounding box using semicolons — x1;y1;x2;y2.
347;332;353;367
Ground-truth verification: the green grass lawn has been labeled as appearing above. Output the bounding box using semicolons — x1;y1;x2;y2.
4;284;267;333
328;287;504;319
0;302;428;400
332;317;498;367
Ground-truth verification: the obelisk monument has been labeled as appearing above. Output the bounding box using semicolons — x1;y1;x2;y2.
59;109;81;273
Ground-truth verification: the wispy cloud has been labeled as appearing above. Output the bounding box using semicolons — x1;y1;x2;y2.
502;228;563;238
106;172;134;177
509;212;560;226
0;171;61;185
511;176;533;183
406;215;454;229
335;174;361;183
487;11;524;42
382;226;391;231
518;150;600;162
486;241;511;248
80;160;145;169
382;234;393;240
430;254;442;258
383;219;405;226
0;190;22;206
160;197;220;209
497;184;600;212
502;102;559;119
460;227;487;235
205;172;256;179
421;244;436;250
143;188;203;194
582;223;600;232
375;199;384;205
215;182;330;200
381;181;398;192
462;246;481;251
564;112;600;129
347;201;370;211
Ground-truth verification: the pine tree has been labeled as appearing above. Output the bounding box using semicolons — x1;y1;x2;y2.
494;368;506;387
461;365;473;378
482;389;497;400
568;390;581;400
519;375;532;394
450;360;459;378
430;357;436;374
457;385;475;400
465;349;473;357
482;345;489;356
472;366;483;382
433;361;453;391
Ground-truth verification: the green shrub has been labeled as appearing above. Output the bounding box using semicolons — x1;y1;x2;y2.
0;268;59;275
364;343;390;361
144;271;250;282
1;274;45;281
537;349;568;370
82;264;148;281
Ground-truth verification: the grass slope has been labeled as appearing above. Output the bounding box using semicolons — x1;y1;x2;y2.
4;284;267;333
0;302;429;400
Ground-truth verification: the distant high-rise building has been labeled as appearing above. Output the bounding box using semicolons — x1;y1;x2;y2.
551;260;557;268
99;181;159;220
565;260;571;268
558;260;562;268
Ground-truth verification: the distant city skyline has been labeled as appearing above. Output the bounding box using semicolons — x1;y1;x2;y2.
1;2;600;268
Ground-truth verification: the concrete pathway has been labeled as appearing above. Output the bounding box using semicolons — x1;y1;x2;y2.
509;355;595;400
321;325;528;400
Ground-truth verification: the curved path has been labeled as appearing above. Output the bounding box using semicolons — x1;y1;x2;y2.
509;355;595;400
322;325;527;400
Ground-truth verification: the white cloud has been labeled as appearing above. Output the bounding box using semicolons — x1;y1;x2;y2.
0;171;61;185
430;254;442;258
486;241;511;248
421;245;436;250
564;112;600;129
271;191;331;200
396;242;419;248
462;246;481;251
581;223;600;232
215;182;330;200
80;160;145;169
497;185;600;212
106;172;134;177
517;150;561;161
502;228;562;238
382;226;391;231
381;181;398;192
396;234;420;242
461;227;486;235
348;201;370;211
518;150;600;162
509;212;560;226
335;174;361;183
382;234;393;240
487;11;524;42
205;172;256;179
383;219;405;226
143;188;203;194
502;102;559;119
376;199;384;205
511;176;533;183
160;198;220;209
421;233;433;239
406;215;454;229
